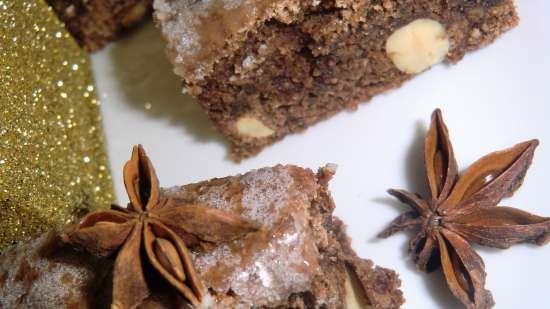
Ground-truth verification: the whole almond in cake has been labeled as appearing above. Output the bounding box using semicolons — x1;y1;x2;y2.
385;19;450;74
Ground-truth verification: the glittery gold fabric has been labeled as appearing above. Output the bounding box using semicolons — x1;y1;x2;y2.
0;0;114;250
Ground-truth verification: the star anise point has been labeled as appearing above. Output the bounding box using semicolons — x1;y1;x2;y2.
62;145;257;308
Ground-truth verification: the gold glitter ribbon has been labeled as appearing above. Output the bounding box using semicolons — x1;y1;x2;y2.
0;0;114;250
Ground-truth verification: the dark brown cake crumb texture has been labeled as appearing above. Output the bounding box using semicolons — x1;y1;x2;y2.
175;0;518;159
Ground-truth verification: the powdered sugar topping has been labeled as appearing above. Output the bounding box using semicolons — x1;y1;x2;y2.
168;166;320;308
153;0;311;82
0;234;96;309
193;214;319;308
239;167;295;228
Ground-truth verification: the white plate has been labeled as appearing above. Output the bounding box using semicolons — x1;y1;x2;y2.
93;1;550;308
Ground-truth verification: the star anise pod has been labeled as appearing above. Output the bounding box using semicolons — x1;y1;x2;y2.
379;109;550;309
62;145;257;309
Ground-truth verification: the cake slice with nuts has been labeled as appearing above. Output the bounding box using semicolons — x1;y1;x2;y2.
154;0;518;160
0;146;403;309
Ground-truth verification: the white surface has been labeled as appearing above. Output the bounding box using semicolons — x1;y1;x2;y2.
92;1;550;308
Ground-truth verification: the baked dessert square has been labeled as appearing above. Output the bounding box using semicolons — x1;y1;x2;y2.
154;0;518;160
47;0;151;51
0;157;403;308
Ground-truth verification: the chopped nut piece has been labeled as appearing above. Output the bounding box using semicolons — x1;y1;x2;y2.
235;116;274;138
385;19;450;74
345;269;370;309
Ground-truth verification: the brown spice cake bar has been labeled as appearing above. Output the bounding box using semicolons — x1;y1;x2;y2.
47;0;151;51
0;163;403;309
154;0;518;160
